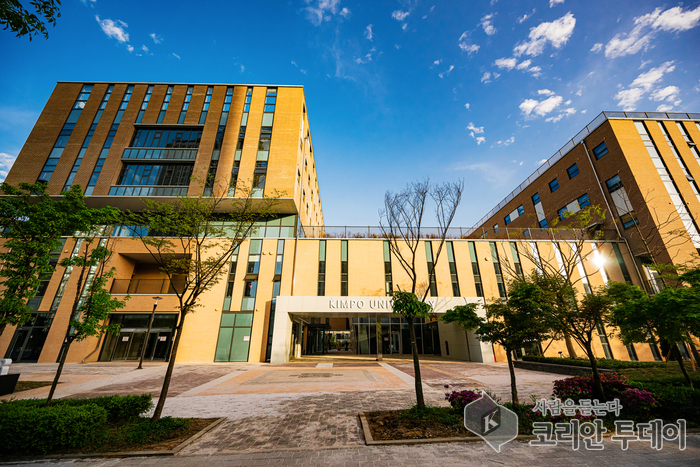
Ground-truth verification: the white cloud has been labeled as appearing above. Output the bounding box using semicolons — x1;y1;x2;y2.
481;72;491;83
538;89;555;96
464;103;470;109
394;44;401;49
514;12;576;57
496;136;515;146
474;136;486;145
527;66;542;77
480;14;496;35
172;52;180;59
149;33;163;44
520;94;564;117
545;107;576;122
515;59;531;70
494;57;517;70
605;5;700;58
392;10;410;21
458;32;480;54
0;152;16;181
141;45;149;53
537;159;548;165
493;72;500;79
640;60;652;69
434;59;442;65
467;122;484;134
651;85;680;102
614;61;676;110
517;9;536;24
95;16;129;43
339;7;349;18
549;0;565;7
590;43;603;53
127;45;134;52
365;24;373;40
402;23;408;31
304;0;343;26
240;65;245;73
438;65;454;79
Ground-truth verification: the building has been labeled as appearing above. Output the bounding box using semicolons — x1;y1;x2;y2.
0;82;683;366
468;111;700;292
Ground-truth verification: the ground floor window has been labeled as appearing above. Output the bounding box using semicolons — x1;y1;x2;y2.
215;312;254;362
99;313;177;362
5;313;53;363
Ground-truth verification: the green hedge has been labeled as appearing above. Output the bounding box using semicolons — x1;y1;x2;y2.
0;404;108;454
1;394;152;423
629;380;700;424
522;355;667;369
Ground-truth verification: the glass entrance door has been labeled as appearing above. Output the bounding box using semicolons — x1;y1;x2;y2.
99;313;176;362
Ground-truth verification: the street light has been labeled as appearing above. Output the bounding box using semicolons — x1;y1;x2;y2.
137;296;162;370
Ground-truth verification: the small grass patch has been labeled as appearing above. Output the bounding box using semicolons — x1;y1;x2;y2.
366;406;473;441
13;381;55;393
617;362;699;382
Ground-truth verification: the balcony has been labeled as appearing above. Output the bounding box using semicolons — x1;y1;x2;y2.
110;279;186;295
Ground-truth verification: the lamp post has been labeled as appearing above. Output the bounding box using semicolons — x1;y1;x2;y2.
137;296;162;370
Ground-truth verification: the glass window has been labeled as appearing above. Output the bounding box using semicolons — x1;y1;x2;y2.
558;207;568;220
493;224;499;233
549;178;559;192
578;193;591;208
517;205;524;215
593;142;608;160
504;215;511;225
567;163;579;179
539;218;548;228
606;175;622;193
532;192;540;205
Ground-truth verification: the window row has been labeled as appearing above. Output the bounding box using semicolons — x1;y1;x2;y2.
130;127;203;149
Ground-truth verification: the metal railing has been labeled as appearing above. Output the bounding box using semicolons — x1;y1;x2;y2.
110;279;186;295
297;225;620;241
468;111;700;234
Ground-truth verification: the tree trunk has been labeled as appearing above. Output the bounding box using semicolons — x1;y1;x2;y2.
687;339;700;368
673;345;693;389
506;350;518;405
375;316;383;362
151;313;186;422
407;316;425;410
564;331;578;358
584;343;605;400
46;339;71;406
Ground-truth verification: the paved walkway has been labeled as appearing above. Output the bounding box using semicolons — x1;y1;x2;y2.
4;358;699;465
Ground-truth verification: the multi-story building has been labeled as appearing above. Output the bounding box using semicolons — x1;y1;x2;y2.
0;83;681;365
469;111;700;292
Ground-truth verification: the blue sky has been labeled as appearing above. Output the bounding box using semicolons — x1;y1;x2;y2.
1;0;700;227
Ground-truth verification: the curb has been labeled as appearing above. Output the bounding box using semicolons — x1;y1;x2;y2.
358;412;536;446
1;417;226;461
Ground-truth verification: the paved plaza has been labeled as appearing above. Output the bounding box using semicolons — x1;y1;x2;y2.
3;357;699;465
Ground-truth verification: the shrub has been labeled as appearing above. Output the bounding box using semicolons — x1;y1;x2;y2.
125;417;190;444
523;355;667;370
445;388;481;411
629;381;700;425
618;388;657;420
0;403;108;454
552;373;629;400
1;394;152;422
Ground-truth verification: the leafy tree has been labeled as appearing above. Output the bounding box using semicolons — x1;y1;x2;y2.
46;233;128;405
126;184;277;421
606;270;700;389
379;178;464;410
1;0;61;40
0;183;101;337
442;277;558;405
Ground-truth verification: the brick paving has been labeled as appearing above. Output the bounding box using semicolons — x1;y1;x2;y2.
6;358;699;465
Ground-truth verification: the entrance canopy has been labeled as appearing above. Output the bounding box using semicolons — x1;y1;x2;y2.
270;296;494;364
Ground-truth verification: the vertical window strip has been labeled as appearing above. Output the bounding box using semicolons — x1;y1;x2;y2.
158;85;173;124
425;241;437;296
468;242;484;297
199;86;213;125
135;85;154;123
253;87;276;198
636;121;700;247
596;321;614;359
510;242;523;277
611;243;632;283
318;240;326;296
447;242;460;297
265;239;285;362
223;247;239;311
230;87;252;197
93;84;114;124
37;85;94;183
178;86;193;124
676;122;700;162
570;242;592;294
490;242;506;298
204;87;233;196
85;86;133;195
659;122;700;203
383;241;393;296
341;240;348;296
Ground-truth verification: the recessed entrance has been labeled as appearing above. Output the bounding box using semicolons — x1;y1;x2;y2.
99;313;177;362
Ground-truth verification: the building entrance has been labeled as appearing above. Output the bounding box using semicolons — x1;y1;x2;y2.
99;313;177;362
351;317;441;356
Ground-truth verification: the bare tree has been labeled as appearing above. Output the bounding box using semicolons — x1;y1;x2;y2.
379;178;463;409
127;181;277;421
